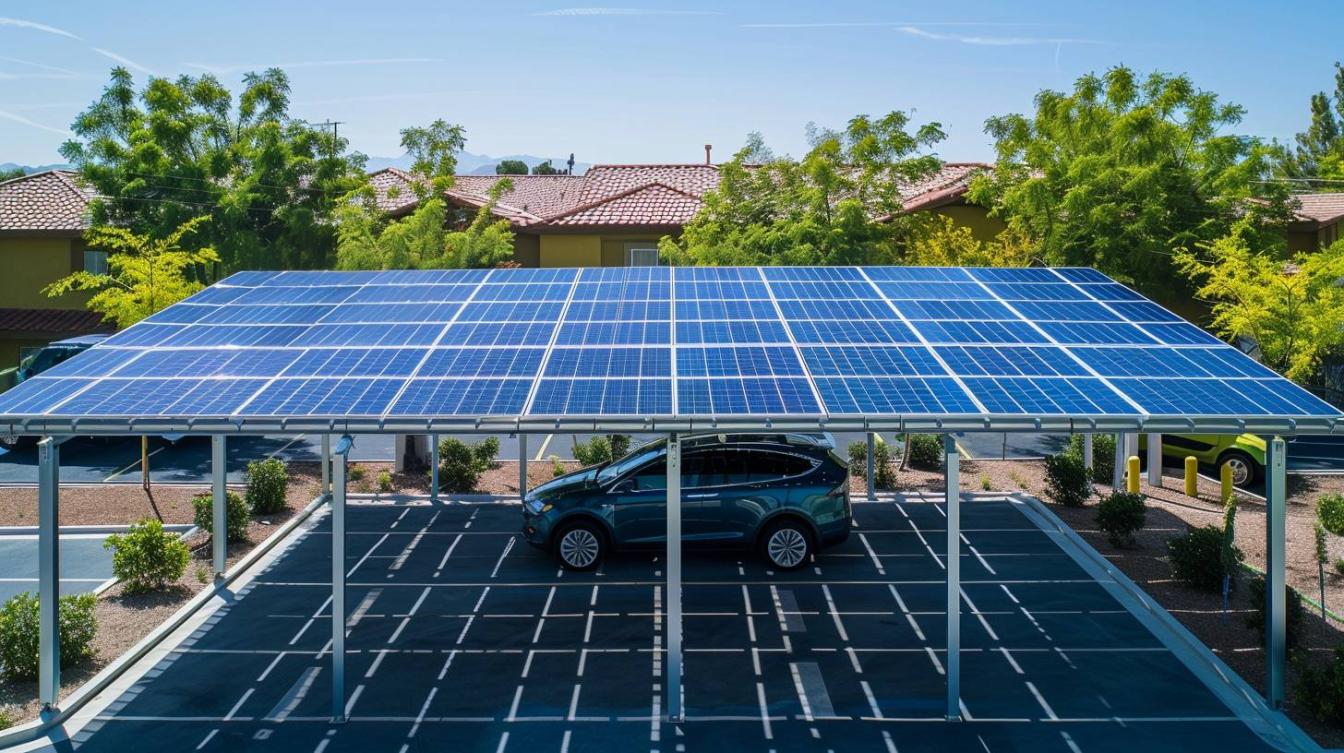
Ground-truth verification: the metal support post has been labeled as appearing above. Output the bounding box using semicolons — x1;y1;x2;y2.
38;438;60;708
666;432;683;722
1146;433;1162;486
1266;436;1287;708
1082;434;1094;473
321;434;331;495
944;434;961;721
212;435;227;578
519;434;529;498
1112;433;1125;488
331;435;353;722
866;432;876;500
430;433;440;503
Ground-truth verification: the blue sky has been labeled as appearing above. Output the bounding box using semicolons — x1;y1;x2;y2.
1;1;1341;167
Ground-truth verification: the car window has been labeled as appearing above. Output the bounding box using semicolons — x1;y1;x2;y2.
599;445;664;484
682;450;726;489
723;450;814;485
628;458;667;491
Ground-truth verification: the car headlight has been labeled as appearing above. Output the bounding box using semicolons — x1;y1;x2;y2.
527;499;553;514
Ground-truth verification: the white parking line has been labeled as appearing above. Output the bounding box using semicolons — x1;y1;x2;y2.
858;533;885;576
195;729;219;750
491;537;516;579
1026;681;1059;720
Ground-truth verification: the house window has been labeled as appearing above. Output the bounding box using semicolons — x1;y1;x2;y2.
623;242;659;267
83;250;109;275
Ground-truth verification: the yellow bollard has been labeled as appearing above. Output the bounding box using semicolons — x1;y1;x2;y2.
1126;455;1141;494
1220;462;1234;505
1184;456;1199;497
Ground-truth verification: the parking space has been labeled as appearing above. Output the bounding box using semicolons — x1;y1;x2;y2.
46;496;1295;753
0;530;119;602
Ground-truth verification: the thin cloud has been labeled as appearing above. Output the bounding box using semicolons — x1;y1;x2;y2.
0;56;81;76
897;25;1107;46
534;7;722;16
92;47;154;75
0;108;73;137
184;57;445;75
0;16;81;40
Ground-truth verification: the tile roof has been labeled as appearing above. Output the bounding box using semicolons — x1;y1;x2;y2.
1292;193;1344;226
366;161;994;230
366;167;425;216
0;170;95;234
0;308;110;335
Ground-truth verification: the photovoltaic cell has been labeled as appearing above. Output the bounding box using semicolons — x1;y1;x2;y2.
814;376;978;414
545;348;671;378
239;378;404;416
963;377;1137;415
801;346;945;377
388;378;532;415
934;346;1088;377
530;378;672;415
677;377;819;414
676;346;804;377
419;348;546;378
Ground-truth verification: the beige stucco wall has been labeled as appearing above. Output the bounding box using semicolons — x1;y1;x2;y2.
538;234;665;267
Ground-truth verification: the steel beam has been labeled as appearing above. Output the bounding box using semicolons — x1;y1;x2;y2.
519;434;529;498
212;435;227;578
1082;434;1094;472
944;433;961;721
1146;433;1162;486
331;435;352;722
430;433;440;503
666;432;682;722
38;437;60;708
1266;436;1287;707
866;432;876;501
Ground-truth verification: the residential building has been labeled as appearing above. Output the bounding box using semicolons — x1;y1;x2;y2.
1288;193;1344;252
0;170;109;368
369;161;1001;267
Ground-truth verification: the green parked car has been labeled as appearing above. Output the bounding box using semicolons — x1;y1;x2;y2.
521;433;852;571
1139;433;1264;488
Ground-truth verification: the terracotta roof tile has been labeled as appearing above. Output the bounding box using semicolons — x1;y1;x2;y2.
0;308;110;335
541;183;703;228
366;167;425;215
1292;193;1344;226
0;170;95;233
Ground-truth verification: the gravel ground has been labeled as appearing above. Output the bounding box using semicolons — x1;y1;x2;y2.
0;467;324;726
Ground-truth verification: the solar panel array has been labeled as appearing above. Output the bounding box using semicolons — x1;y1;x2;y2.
0;266;1337;428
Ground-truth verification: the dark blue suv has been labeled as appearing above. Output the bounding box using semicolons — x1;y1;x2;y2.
522;433;851;571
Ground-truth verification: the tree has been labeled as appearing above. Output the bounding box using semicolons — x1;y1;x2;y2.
971;67;1290;306
1283;62;1344;183
60;67;368;272
905;215;1037;267
1175;222;1344;382
44;216;219;328
660;112;946;266
532;160;560;175
336;181;516;270
400;119;465;194
0;166;24;182
495;159;529;175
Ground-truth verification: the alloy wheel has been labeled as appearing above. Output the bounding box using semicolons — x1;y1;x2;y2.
767;527;808;568
559;528;600;569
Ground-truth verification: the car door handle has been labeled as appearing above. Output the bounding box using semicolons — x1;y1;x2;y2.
685;492;719;499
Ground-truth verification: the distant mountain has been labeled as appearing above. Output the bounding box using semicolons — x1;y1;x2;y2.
0;162;73;175
365;151;589;176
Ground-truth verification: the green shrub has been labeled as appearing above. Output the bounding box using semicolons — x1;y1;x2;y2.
1320;494;1344;537
1044;452;1092;507
573;436;613;466
550;455;566;478
377;470;394;493
348;465;366;482
1168;525;1243;592
1095;491;1146;547
608;434;631;460
0;707;12;731
1244;575;1304;649
104;519;189;593
192;491;250;543
846;440;895;489
906;434;942;471
0;592;97;680
245;458;288;515
1336;558;1344;576
438;437;498;492
1066;434;1115;484
1296;647;1344;726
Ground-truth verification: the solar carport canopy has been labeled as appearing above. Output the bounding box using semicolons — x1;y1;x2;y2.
1;265;1340;436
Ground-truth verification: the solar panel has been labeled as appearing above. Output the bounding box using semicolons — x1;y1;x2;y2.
0;266;1337;431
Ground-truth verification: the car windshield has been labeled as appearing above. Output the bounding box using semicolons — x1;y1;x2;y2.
596;439;666;484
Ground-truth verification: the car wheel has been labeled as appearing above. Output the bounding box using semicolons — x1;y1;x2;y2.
759;518;814;571
554;520;605;571
1218;450;1260;489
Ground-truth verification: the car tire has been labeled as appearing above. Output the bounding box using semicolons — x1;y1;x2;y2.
1217;450;1260;489
554;520;605;571
759;518;814;571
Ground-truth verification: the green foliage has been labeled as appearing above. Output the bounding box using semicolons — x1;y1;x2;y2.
437;437;499;492
1168;524;1243;592
0;166;24;182
104;519;189;593
1044;452;1092;507
1222;497;1240;581
0;706;13;730
377;470;394;493
0;592;97;680
1282;62;1344;181
336;185;517;271
1245;575;1304;649
846;440;894;489
1317;521;1330;566
1095;491;1147;547
61;67;368;272
660;113;946;266
245;458;288;515
401;119;465;193
550;455;566;478
192;491;250;543
1295;647;1344;727
348;465;366;482
1066;434;1115;485
495;159;529;175
906;434;942;471
1321;495;1344;537
1177;231;1344;382
573;435;632;467
44;217;220;328
532;160;560;175
905;215;1037;267
972;66;1290;306
608;434;631;461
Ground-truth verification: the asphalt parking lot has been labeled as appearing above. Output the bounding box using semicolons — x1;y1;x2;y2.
0;530;120;603
50;497;1296;753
